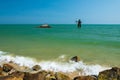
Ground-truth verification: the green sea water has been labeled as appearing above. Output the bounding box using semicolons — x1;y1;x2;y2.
0;24;120;66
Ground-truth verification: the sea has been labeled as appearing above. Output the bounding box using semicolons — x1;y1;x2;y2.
0;24;120;75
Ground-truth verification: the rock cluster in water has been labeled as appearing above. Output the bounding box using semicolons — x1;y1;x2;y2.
0;56;120;80
37;24;51;28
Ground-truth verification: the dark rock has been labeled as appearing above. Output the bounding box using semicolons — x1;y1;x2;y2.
0;66;3;73
0;76;18;80
55;72;71;80
0;66;3;76
38;24;51;28
32;65;41;71
23;70;47;80
98;67;120;80
45;72;56;80
73;75;97;80
91;75;98;79
3;64;13;72
70;56;80;62
0;71;24;80
45;75;56;80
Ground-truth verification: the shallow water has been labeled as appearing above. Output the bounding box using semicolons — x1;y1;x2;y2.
0;24;120;66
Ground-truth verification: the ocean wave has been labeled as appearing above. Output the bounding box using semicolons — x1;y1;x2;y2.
0;51;110;75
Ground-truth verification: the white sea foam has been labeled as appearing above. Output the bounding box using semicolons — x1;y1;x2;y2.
0;51;7;55
58;55;65;59
0;51;37;67
0;51;109;75
39;61;108;75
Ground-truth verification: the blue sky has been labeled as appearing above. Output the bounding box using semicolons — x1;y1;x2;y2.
0;0;120;24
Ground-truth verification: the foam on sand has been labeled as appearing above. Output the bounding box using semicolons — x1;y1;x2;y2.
0;51;110;75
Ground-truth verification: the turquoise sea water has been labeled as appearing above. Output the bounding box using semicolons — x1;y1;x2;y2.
0;24;120;66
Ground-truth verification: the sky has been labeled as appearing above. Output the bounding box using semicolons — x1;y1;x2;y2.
0;0;120;24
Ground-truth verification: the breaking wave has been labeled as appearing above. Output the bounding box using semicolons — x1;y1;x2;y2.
0;51;110;75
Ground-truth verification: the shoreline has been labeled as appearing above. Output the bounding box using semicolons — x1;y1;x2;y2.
0;51;120;80
0;51;109;75
0;59;119;80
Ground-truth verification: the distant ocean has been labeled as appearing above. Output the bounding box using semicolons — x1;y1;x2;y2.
0;24;120;75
